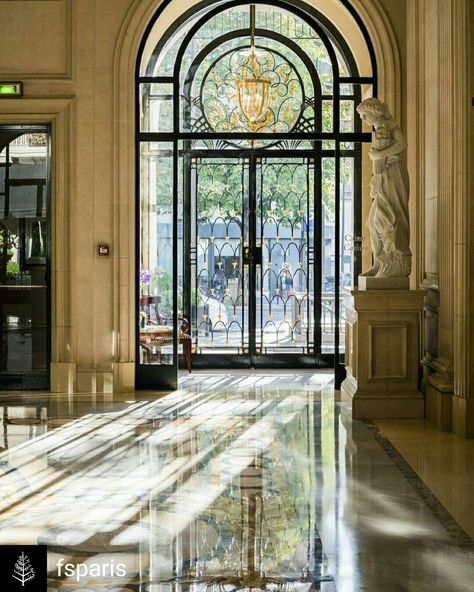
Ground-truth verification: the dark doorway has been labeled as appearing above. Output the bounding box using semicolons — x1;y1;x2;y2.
0;126;51;389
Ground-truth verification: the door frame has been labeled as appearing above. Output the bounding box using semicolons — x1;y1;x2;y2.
0;125;51;390
187;151;326;370
135;0;377;390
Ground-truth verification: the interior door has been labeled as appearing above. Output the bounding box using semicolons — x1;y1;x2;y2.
0;126;51;389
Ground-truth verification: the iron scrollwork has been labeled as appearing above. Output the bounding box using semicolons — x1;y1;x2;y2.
190;44;316;147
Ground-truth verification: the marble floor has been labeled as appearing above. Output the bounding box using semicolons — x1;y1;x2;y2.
0;371;473;592
374;418;474;540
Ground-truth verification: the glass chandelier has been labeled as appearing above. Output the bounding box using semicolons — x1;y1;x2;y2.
235;5;271;131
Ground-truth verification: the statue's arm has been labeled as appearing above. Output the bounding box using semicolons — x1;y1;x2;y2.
370;128;407;160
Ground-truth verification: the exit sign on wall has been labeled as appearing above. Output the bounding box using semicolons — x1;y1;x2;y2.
0;82;23;97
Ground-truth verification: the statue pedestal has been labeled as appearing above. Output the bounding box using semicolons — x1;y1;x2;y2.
341;289;425;419
358;276;409;290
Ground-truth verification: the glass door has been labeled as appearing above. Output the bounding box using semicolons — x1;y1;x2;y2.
136;141;179;390
255;157;317;365
189;155;319;369
0;126;50;389
189;157;251;366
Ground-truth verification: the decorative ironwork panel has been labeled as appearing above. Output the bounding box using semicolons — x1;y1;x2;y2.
184;36;318;149
192;158;249;353
256;158;315;353
200;45;305;133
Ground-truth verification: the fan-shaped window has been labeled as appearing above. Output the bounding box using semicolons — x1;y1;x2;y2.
136;0;377;389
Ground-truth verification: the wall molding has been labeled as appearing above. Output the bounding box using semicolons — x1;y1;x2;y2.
0;96;77;392
0;0;73;81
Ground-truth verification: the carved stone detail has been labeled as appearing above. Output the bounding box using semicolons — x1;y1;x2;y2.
357;98;411;281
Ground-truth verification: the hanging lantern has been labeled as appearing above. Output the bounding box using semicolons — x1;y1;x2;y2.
234;5;271;131
236;76;271;126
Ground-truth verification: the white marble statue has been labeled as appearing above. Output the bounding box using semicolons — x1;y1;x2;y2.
357;98;411;278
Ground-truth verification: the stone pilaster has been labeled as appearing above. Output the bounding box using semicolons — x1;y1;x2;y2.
423;0;455;426
451;0;473;436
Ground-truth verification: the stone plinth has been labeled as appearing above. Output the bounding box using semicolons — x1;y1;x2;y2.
358;276;410;290
341;289;425;419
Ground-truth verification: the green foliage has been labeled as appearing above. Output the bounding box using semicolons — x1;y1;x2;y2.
7;261;19;275
152;270;183;311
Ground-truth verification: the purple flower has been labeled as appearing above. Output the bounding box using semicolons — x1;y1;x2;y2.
140;269;153;285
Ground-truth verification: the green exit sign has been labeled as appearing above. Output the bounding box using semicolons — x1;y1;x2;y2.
0;82;23;97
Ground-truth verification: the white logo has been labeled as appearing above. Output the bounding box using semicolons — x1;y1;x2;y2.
12;551;35;586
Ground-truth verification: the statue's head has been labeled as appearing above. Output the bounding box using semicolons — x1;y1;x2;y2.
356;98;392;126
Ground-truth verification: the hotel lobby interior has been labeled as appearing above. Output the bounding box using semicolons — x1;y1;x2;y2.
0;0;473;591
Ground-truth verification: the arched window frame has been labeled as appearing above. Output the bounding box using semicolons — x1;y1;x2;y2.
135;0;378;389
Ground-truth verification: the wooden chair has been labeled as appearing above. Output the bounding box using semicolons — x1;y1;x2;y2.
139;296;192;372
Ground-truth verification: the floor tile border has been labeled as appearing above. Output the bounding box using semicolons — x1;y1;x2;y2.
364;420;474;552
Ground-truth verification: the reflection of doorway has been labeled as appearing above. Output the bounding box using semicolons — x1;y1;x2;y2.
0;127;50;389
188;156;319;368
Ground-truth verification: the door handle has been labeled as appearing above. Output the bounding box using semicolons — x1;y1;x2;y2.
243;245;251;265
243;245;262;265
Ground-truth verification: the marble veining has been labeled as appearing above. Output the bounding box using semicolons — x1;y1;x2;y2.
0;371;472;591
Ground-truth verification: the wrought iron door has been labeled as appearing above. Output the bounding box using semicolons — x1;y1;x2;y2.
188;155;317;368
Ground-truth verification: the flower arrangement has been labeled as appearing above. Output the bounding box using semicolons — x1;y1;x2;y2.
140;269;153;294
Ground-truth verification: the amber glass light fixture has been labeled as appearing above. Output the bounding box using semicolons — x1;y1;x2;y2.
235;5;271;130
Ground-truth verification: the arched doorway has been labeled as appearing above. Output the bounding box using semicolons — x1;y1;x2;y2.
135;0;376;389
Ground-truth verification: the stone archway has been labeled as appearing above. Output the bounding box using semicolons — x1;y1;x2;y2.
111;0;401;391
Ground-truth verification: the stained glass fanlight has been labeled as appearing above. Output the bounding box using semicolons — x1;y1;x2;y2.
235;5;271;131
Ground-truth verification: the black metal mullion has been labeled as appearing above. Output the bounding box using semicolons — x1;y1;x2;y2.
354;84;363;285
241;158;246;354
173;140;179;380
258;158;264;356
334;142;343;388
249;154;257;365
4;143;10;216
138;132;372;142
183;144;192;333
139;76;173;84
194;159;200;353
314;144;322;362
305;158;311;354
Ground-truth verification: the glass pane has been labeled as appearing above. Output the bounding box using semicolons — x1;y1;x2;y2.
140;83;174;132
139;142;175;366
256;158;314;354
322;101;333;149
340;100;355;133
321;157;335;353
0;131;49;376
191;158;249;354
340;155;355;356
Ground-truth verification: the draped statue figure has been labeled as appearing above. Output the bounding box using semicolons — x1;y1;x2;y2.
357;98;411;278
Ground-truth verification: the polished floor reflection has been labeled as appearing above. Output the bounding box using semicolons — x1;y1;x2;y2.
375;418;474;540
0;372;473;592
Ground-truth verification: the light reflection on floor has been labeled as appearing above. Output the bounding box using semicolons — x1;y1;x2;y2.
0;371;473;592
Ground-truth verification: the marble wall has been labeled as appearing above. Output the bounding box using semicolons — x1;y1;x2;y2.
406;0;472;436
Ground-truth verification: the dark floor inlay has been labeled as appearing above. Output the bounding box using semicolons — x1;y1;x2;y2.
365;420;474;551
